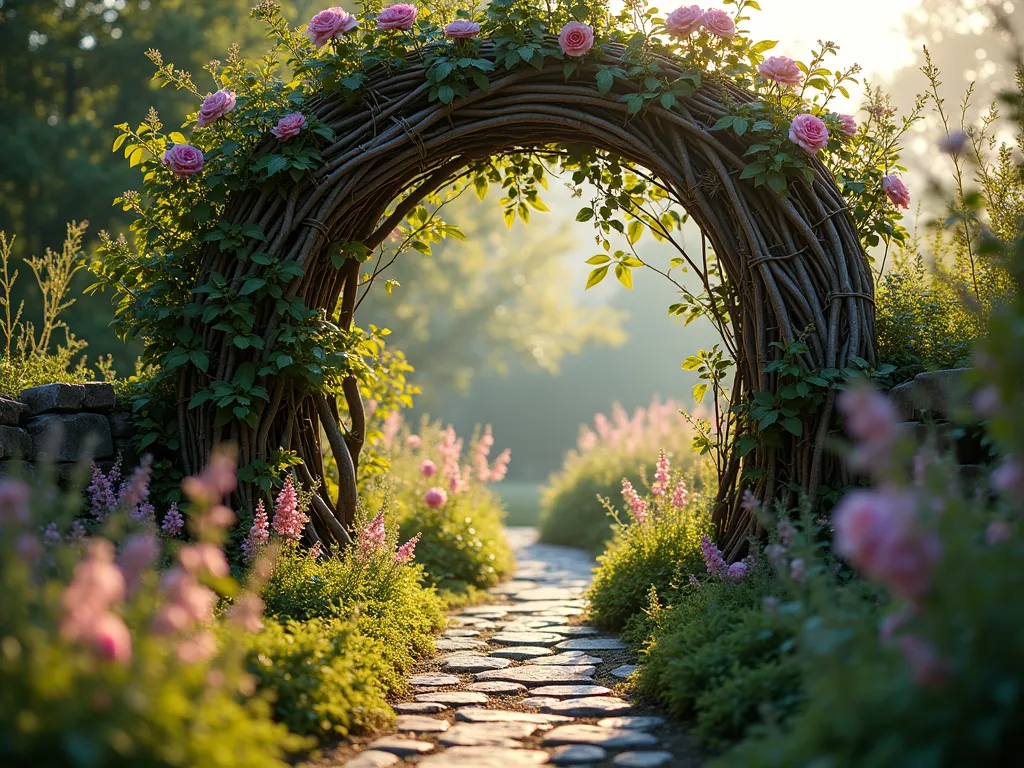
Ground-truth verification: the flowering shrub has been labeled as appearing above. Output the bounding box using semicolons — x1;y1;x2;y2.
361;416;514;595
0;453;307;766
539;398;705;553
587;447;713;630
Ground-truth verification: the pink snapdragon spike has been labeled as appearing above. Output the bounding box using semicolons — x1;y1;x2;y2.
61;539;132;664
359;510;387;558
424;487;448;509
0;479;30;527
489;449;511;483
395;532;422;563
700;535;727;576
833;487;941;603
420;459;438;478
671;480;689;509
652;449;671;495
837;386;899;476
882;174;910;209
758;56;802;87
271;476;308;543
161;502;184;536
196;89;236;128
620;478;649;523
727;561;748;582
377;3;418;30
897;634;950;687
241;499;270;560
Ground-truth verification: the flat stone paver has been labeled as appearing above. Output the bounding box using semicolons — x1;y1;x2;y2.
542;697;632;717
367;737;436;756
455;707;572;725
520;696;560;709
443;655;511;672
442;629;480;638
410;673;461;687
613;751;675;767
541;725;661;749
415;691;489;706
465;681;527;695
555;637;628;651
439;722;541;747
417;747;551;766
598;716;665;730
530;652;602;666
531;684;611;698
474;665;595;686
394;702;448;714
396;715;450;733
611;664;640;678
490;631;564;646
343;750;400;767
489;646;553;659
436;638;489;652
550;744;608;764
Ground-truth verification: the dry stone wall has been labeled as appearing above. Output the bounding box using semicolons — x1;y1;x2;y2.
0;382;136;481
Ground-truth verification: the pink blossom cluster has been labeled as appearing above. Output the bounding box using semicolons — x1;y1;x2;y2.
577;399;686;456
271;477;308;543
652;449;671;495
88;457;175;531
359;510;387;558
664;5;735;39
671;480;689;509
241;500;271;560
700;535;728;577
162;503;184;536
394;532;422;563
837;385;899;477
60;539;132;664
474;426;496;483
621;479;649;524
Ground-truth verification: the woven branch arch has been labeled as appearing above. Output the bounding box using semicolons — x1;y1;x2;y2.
184;40;876;556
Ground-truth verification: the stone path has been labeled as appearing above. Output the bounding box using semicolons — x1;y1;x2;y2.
339;528;701;768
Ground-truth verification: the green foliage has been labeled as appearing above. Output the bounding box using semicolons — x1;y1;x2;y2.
539;399;704;553
589;499;713;631
0;222;114;397
360;418;515;595
245;617;392;739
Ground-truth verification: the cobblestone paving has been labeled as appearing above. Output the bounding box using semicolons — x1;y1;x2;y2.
339;528;701;768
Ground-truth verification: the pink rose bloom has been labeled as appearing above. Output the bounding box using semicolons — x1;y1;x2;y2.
420;459;438;477
877;529;941;603
788;113;829;155
271;112;307;142
758;56;802;87
424;487;448;509
986;520;1012;546
837;113;858;137
378;3;418;30
406;434;422;449
445;19;480;39
701;9;735;38
897;635;949;687
665;5;703;38
162;144;205;179
91;612;133;664
833;487;911;576
558;21;594;58
196;89;236;128
306;7;358;47
882;174;910;209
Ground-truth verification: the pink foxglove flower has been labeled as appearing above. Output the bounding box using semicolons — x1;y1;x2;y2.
424;487;448;509
789;114;829;154
882;174;910;209
395;532;422;563
306;7;358;47
241;500;270;560
445;19;480;38
558;21;594;57
271;477;308;543
652;448;671;495
196;89;236;128
420;459;438;478
161;503;184;536
448;465;466;495
162;144;205;179
837;113;858;136
665;5;703;37
271;112;307;142
701;8;735;38
671;481;689;508
758;56;802;87
700;535;727;576
377;3;418;30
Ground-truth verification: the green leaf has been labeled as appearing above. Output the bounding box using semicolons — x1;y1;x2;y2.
575;207;595;222
239;277;266;295
474;175;489;200
681;355;702;371
751;40;778;54
782;416;803;436
585;254;611;265
596;69;615;94
438;85;455;104
266;155;289;177
627;220;644;244
585;265;609;289
660;92;677;110
614;263;633;289
693;383;708;404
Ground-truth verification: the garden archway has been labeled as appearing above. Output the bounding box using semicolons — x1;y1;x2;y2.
183;40;876;555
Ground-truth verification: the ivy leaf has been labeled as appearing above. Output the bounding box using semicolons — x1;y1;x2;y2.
585;265;609;289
